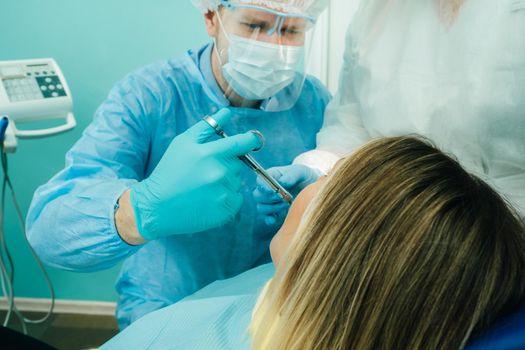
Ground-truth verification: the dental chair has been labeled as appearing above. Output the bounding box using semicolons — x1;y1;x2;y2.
467;307;525;349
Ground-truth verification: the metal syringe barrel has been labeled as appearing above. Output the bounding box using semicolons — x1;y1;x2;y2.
203;115;293;204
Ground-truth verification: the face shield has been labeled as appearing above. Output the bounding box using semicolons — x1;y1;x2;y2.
213;0;320;112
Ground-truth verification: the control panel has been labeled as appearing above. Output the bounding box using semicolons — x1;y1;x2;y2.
0;58;76;147
2;62;68;103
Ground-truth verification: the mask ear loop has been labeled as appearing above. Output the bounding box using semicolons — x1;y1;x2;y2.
216;10;231;41
213;11;231;66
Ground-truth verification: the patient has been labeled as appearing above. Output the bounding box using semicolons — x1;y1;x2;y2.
103;136;525;350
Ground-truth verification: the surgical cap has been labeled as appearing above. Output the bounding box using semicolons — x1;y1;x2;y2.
192;0;330;19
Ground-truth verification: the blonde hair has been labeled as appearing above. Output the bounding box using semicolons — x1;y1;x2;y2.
251;136;525;350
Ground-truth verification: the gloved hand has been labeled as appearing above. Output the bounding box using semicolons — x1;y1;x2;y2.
130;108;261;240
253;164;321;226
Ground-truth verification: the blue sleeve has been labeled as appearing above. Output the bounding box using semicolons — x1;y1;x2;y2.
26;67;165;271
307;74;332;114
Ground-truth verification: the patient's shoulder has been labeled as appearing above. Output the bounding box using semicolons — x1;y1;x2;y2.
187;263;275;301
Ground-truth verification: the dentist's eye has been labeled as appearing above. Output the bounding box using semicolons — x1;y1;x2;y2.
242;22;266;31
282;28;300;35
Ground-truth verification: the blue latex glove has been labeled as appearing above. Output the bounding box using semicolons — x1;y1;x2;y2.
253;164;321;226
131;109;262;240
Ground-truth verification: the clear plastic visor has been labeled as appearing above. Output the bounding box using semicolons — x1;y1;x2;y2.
214;2;318;111
219;1;315;45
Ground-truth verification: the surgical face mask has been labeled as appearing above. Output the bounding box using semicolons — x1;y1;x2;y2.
215;34;305;101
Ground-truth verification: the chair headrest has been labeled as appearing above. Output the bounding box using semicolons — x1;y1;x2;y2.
466;308;525;349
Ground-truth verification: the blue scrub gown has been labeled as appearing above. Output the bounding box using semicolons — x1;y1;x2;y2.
26;43;330;329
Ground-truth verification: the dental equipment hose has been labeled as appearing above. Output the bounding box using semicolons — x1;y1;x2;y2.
203;115;293;204
0;144;55;334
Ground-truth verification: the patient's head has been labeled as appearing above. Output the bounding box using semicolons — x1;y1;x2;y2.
253;136;525;350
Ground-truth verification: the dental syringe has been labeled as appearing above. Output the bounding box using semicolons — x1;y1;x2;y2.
203;115;293;204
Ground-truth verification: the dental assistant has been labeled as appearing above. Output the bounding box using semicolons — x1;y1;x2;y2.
256;0;525;224
26;0;330;329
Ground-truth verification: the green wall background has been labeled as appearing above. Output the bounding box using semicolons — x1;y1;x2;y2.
0;1;208;301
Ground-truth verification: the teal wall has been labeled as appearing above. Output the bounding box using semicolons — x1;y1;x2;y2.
0;1;209;301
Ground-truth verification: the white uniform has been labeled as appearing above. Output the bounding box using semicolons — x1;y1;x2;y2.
296;0;525;215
